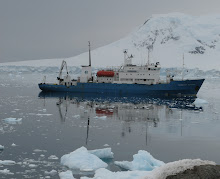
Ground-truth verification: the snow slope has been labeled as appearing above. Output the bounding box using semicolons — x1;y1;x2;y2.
0;13;220;71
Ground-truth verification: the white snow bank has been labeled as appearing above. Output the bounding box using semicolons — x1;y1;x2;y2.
0;145;4;150
81;168;150;179
142;159;216;179
0;160;16;165
193;98;208;107
83;159;215;179
0;169;14;175
115;150;164;171
89;148;114;159
2;118;22;124
59;170;75;179
60;147;108;171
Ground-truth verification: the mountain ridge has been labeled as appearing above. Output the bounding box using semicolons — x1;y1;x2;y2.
1;13;219;71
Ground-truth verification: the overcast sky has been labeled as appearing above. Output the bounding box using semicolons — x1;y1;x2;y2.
1;0;220;63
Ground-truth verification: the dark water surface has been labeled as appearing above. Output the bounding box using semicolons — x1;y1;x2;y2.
0;74;220;179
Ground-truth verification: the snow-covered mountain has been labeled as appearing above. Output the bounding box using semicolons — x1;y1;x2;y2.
1;13;220;71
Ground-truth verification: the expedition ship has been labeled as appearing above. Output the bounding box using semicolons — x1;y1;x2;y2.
38;42;204;97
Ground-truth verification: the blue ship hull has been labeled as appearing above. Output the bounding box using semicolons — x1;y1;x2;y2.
38;79;205;97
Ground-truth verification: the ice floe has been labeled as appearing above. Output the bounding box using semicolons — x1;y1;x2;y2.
60;147;108;171
89;148;114;159
0;145;4;150
83;159;215;179
45;169;57;176
59;170;75;179
0;160;16;165
94;116;107;120
2;117;22;124
48;155;58;160
193;98;208;107
0;169;14;175
115;150;164;171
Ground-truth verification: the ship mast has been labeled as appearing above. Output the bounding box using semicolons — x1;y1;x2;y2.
88;41;91;66
182;54;185;81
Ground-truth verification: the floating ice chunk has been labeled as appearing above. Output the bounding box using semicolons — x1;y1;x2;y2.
193;98;208;107
60;146;108;171
73;115;80;118
115;150;164;171
0;169;14;175
94;116;107;120
11;143;17;147
0;160;16;165
29;164;37;168
3;118;22;124
45;169;57;176
0;145;4;150
59;170;75;179
89;148;114;159
103;144;110;147
48;155;58;160
36;113;52;116
81;168;149;179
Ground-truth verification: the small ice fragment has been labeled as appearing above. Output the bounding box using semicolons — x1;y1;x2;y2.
48;155;58;160
45;169;57;176
3;118;22;124
116;143;120;145
36;114;52;116
29;164;37;168
193;98;208;107
59;170;75;179
0;145;4;150
0;160;16;165
94;116;107;120
103;144;109;147
0;169;14;175
11;143;17;147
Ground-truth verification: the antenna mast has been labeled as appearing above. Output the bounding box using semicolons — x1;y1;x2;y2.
147;48;150;65
182;54;185;81
88;41;91;66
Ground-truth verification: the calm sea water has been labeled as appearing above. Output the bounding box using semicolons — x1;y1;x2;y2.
0;74;220;179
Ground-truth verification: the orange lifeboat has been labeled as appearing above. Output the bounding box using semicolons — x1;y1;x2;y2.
97;70;114;77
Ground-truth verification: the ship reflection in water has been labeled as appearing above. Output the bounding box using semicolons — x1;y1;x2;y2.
38;91;202;146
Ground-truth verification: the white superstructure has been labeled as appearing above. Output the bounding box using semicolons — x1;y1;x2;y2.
96;50;162;85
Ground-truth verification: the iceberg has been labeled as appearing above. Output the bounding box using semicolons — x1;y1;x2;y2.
115;150;164;171
60;147;108;171
89;148;114;159
193;98;208;107
59;170;75;179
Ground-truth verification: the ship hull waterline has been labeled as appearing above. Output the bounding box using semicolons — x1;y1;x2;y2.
38;79;205;97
